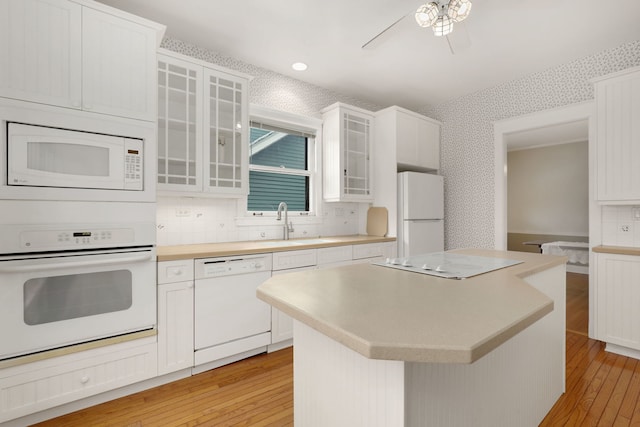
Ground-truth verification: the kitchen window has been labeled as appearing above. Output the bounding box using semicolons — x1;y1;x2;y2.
246;106;320;217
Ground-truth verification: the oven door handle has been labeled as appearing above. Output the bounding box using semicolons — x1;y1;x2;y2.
0;252;153;273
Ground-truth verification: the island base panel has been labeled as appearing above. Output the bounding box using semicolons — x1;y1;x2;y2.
292;264;566;426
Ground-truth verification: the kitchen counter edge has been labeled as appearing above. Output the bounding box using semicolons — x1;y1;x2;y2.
157;235;396;261
593;245;640;256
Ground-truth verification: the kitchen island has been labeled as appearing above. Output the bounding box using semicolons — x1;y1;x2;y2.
257;249;567;427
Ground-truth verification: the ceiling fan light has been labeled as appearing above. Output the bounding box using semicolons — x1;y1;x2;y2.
415;2;439;28
432;15;453;36
447;0;472;23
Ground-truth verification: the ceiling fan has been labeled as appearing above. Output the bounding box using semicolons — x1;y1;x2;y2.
362;0;473;54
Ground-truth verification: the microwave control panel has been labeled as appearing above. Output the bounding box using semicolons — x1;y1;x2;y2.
20;228;135;250
124;138;143;191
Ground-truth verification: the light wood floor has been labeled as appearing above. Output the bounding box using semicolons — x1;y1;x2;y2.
37;272;640;427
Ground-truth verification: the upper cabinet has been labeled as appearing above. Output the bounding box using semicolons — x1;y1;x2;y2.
157;50;249;196
0;0;163;122
375;106;441;172
593;66;640;202
322;103;374;202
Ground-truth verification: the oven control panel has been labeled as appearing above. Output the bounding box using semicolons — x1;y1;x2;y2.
20;228;135;250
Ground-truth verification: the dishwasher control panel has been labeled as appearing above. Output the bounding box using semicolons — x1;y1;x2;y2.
195;253;273;279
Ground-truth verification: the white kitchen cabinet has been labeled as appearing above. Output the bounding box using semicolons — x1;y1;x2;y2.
0;0;82;109
322;103;374;202
593;66;640;202
203;67;248;195
157;50;249;196
0;337;156;424
0;0;162;122
81;6;159;121
270;249;318;348
157;260;194;375
376;106;441;171
352;241;396;263
157;54;203;190
270;266;316;346
594;252;640;351
317;245;353;267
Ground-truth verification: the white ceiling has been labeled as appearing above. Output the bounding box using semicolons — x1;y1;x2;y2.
98;0;640;111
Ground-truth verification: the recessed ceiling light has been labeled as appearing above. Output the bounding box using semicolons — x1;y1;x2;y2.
292;62;308;71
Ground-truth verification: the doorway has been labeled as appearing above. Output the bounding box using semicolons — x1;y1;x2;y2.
493;100;597;337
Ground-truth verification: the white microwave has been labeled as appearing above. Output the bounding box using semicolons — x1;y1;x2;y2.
8;123;143;191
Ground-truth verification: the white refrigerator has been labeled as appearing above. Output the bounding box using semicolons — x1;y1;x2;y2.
397;171;444;258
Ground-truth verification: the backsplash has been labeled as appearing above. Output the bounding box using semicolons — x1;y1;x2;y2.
156;197;360;246
601;205;640;247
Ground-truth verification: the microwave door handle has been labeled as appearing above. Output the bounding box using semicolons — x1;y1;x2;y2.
0;252;153;273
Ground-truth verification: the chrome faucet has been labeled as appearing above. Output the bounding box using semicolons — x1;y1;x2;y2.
276;202;294;240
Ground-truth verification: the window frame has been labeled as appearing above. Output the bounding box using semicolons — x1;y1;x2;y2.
239;105;322;221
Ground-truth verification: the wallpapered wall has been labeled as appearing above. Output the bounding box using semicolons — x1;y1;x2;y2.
157;38;384;246
421;40;640;250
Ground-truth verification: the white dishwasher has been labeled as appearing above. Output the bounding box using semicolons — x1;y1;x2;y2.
193;253;272;371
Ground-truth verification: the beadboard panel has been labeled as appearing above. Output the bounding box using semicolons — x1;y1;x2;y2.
294;321;405;427
406;264;566;426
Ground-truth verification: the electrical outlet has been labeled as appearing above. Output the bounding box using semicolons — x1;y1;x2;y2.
175;208;191;217
621;224;630;233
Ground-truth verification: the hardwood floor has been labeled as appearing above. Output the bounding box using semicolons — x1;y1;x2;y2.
33;348;294;427
36;272;640;427
566;272;589;336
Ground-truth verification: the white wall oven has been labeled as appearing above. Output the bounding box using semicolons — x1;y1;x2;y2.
0;245;156;361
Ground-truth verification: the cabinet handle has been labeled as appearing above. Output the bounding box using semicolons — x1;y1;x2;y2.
80;376;90;384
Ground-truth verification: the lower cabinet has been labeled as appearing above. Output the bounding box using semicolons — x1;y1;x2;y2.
352;241;396;264
595;252;640;351
0;337;157;424
157;260;194;375
157;281;194;375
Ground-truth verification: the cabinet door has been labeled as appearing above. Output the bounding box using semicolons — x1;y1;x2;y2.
416;118;440;171
271;266;316;344
82;7;157;121
595;253;640;350
595;72;640;201
343;111;373;200
0;0;82;108
203;68;248;195
158;281;194;375
157;55;203;191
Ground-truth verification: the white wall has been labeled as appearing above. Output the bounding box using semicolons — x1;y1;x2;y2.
507;141;588;236
421;40;640;250
156;38;384;246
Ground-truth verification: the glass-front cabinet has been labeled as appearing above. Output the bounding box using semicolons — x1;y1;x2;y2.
157;50;248;196
203;69;247;194
322;102;374;202
157;54;202;191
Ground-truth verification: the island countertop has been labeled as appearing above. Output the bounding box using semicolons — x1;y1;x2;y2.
257;248;567;364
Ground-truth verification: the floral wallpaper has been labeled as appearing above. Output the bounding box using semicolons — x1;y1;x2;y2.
421;40;640;250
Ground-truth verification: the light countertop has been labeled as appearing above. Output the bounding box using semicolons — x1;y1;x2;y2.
592;245;640;256
157;235;396;261
257;248;567;364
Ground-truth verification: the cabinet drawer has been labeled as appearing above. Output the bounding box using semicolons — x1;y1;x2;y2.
317;246;353;265
0;339;157;423
158;260;194;284
352;243;393;260
272;249;317;271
